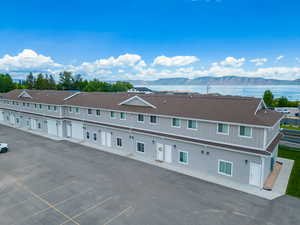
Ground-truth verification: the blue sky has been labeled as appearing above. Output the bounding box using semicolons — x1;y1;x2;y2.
0;0;300;80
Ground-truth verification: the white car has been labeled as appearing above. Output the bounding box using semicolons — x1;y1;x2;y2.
0;143;8;153
275;108;290;114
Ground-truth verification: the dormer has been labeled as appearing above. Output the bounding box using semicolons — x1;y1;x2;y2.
118;95;156;108
18;90;32;99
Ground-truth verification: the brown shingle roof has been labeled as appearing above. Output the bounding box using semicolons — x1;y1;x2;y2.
64;92;282;127
3;89;76;105
2;90;282;127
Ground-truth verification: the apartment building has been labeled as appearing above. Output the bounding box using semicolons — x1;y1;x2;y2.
0;89;282;188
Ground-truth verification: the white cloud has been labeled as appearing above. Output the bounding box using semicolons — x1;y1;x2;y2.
275;55;284;61
0;49;62;72
250;58;268;66
296;58;300;63
89;53;142;68
152;55;199;67
220;56;245;67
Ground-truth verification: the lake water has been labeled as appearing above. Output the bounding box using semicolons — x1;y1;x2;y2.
141;85;300;101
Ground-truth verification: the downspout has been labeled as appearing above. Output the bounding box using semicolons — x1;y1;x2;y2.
260;156;265;189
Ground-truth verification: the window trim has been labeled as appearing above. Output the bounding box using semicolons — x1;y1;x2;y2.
87;109;93;115
238;126;253;138
136;141;145;154
93;133;97;141
172;118;181;128
187;120;197;130
75;107;79;114
137;114;144;123
120;112;126;120
96;110;101;117
178;150;189;165
110;111;116;119
218;159;233;177
150;115;158;125
217;123;229;135
116;137;123;148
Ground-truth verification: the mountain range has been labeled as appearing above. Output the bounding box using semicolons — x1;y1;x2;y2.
126;76;300;86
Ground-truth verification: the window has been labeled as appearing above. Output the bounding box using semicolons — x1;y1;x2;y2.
34;104;37;109
217;123;229;134
96;110;100;116
188;120;197;129
88;109;92;115
172;118;180;127
48;105;51;111
75;107;79;113
150;115;157;124
218;160;232;176
137;114;144;122
110;111;116;119
137;142;145;153
86;132;90;139
27;103;30;107
93;133;97;141
23;102;26;107
69;107;73;113
39;104;42;109
116;138;122;147
16;118;19;124
54;106;57;111
38;123;41;129
179;151;188;164
120;112;126;120
239;126;252;137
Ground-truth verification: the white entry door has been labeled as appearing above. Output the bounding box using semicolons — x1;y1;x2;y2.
71;122;83;140
31;119;37;129
66;123;71;138
10;114;15;125
164;145;172;163
156;143;164;161
101;131;106;146
48;120;57;136
106;132;112;147
249;162;262;187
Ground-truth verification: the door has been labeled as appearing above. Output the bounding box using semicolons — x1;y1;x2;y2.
71;122;84;140
31;119;37;129
156;143;164;161
66;123;71;138
165;145;172;163
47;120;57;136
249;162;262;187
10;114;15;125
101;131;106;146
106;132;112;147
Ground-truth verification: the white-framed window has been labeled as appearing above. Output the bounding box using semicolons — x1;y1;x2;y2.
120;112;126;120
75;107;79;113
54;106;57;111
39;104;42;109
23;102;26;107
34;104;37;109
239;126;252;137
48;105;52;111
93;133;97;141
137;114;144;122
27;103;30;107
69;107;73;113
187;120;197;129
86;131;90;139
218;160;233;176
110;111;116;119
179;151;188;164
136;142;145;153
172;118;180;127
217;123;229;135
88;109;92;115
150;115;157;124
116;137;122;147
96;110;101;117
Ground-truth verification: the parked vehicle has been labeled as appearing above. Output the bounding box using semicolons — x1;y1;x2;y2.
0;143;8;153
275;108;290;114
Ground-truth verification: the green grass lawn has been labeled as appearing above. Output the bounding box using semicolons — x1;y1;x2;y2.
280;125;300;131
278;145;300;198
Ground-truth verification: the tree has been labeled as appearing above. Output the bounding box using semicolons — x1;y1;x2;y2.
263;90;274;107
48;75;56;90
277;96;289;107
0;73;15;93
59;71;74;90
25;72;35;89
111;81;133;92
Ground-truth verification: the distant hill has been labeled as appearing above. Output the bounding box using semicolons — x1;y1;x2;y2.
126;76;300;86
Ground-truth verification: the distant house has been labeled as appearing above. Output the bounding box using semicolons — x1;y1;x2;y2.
128;87;153;94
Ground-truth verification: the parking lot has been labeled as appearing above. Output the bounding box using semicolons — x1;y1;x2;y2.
0;125;300;225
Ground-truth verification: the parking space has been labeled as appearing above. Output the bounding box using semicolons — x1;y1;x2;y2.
0;124;300;225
